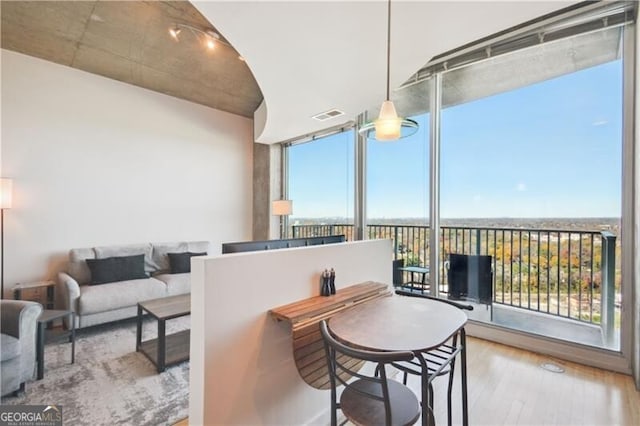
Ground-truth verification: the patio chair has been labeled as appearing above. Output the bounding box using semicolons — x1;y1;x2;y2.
392;258;405;287
394;289;472;426
447;253;493;307
320;320;425;426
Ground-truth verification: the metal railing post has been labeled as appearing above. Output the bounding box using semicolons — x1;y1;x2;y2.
600;231;616;347
394;226;399;260
475;229;481;255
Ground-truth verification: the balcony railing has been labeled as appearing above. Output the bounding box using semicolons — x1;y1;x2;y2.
292;223;617;342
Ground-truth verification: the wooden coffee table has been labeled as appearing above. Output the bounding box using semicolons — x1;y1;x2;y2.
136;294;190;373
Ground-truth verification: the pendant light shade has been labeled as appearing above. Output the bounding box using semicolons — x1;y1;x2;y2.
359;0;418;142
370;101;418;141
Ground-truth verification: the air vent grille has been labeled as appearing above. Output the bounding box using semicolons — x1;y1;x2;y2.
312;109;345;121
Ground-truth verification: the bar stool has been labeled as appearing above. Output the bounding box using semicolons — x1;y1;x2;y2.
320;320;427;426
394;289;472;426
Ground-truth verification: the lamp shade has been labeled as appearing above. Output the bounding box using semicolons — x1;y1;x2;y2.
358;0;419;142
0;178;12;209
374;101;402;141
359;115;419;141
272;200;293;216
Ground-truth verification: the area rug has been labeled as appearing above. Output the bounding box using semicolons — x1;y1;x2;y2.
1;316;190;425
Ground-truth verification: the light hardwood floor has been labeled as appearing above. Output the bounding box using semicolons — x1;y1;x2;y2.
173;336;639;425
426;337;639;425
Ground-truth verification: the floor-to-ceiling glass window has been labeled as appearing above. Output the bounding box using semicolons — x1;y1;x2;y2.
284;1;634;360
287;130;355;239
366;110;430;284
439;25;624;350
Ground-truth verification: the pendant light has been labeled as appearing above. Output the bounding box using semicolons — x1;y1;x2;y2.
359;0;418;141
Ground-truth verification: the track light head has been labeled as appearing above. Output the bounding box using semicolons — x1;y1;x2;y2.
169;26;181;41
168;23;244;61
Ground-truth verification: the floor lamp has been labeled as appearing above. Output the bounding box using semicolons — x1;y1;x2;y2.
0;178;13;298
272;200;293;239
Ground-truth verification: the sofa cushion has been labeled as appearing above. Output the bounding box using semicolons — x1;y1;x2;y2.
187;241;211;254
168;252;206;274
77;277;167;315
154;273;190;296
1;333;20;362
94;243;154;274
86;254;148;285
68;248;96;285
151;242;188;274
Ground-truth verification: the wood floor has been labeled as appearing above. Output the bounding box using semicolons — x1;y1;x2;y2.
173;336;639;425
425;337;639;425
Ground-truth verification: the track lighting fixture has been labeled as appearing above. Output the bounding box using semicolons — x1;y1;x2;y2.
169;26;181;40
168;23;243;61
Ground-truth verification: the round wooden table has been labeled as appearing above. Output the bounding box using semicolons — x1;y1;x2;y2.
328;294;469;426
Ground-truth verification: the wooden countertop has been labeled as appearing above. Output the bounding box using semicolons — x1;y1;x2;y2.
269;281;391;389
269;281;390;329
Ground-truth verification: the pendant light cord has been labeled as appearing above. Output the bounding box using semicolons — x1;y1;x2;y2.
386;0;391;101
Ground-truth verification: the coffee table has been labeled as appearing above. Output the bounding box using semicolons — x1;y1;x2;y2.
136;294;190;373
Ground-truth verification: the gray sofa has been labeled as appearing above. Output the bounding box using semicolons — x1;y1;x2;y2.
1;300;43;396
57;241;210;328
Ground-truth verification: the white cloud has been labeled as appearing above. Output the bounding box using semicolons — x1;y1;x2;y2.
592;119;608;126
516;183;527;192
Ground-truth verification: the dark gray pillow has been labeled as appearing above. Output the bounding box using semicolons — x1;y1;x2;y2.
167;252;207;274
86;254;147;285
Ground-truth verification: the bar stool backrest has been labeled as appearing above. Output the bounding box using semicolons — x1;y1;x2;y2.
320;320;421;426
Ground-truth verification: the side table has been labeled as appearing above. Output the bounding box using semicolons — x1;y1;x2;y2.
14;280;56;310
37;310;75;380
397;266;430;293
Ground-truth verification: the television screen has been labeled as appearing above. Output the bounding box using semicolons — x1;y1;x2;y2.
222;235;345;254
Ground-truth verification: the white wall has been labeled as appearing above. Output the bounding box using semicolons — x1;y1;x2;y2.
189;239;393;425
0;50;253;293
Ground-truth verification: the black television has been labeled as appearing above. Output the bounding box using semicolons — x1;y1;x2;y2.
221;235;346;254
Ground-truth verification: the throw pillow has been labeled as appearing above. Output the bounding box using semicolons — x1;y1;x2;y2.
86;254;148;285
167;252;207;274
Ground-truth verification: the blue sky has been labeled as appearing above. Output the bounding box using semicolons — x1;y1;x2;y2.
289;60;622;219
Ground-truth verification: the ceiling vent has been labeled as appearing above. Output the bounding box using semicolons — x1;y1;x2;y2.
312;109;345;121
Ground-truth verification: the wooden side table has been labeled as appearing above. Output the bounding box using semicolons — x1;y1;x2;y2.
13;280;56;309
37;309;75;380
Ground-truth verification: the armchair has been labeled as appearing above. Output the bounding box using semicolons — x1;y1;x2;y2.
1;299;43;396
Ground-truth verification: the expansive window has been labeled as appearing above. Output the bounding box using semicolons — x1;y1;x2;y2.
287;130;355;239
439;27;624;350
367;112;430;269
285;3;635;361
